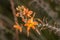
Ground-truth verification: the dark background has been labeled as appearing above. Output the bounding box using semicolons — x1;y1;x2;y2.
0;0;60;40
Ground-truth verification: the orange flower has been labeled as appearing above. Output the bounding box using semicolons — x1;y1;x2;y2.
16;5;33;17
23;8;33;17
24;17;38;36
27;10;33;17
13;24;22;32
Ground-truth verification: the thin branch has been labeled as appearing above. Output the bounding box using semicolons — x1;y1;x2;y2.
10;0;19;40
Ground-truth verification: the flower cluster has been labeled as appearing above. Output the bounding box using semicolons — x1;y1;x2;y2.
13;5;47;36
16;5;33;17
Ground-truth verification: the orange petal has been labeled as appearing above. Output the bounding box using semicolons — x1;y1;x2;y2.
16;13;20;17
32;26;35;29
24;24;27;26
34;21;38;25
27;11;33;17
19;27;22;32
23;8;28;14
28;11;33;15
